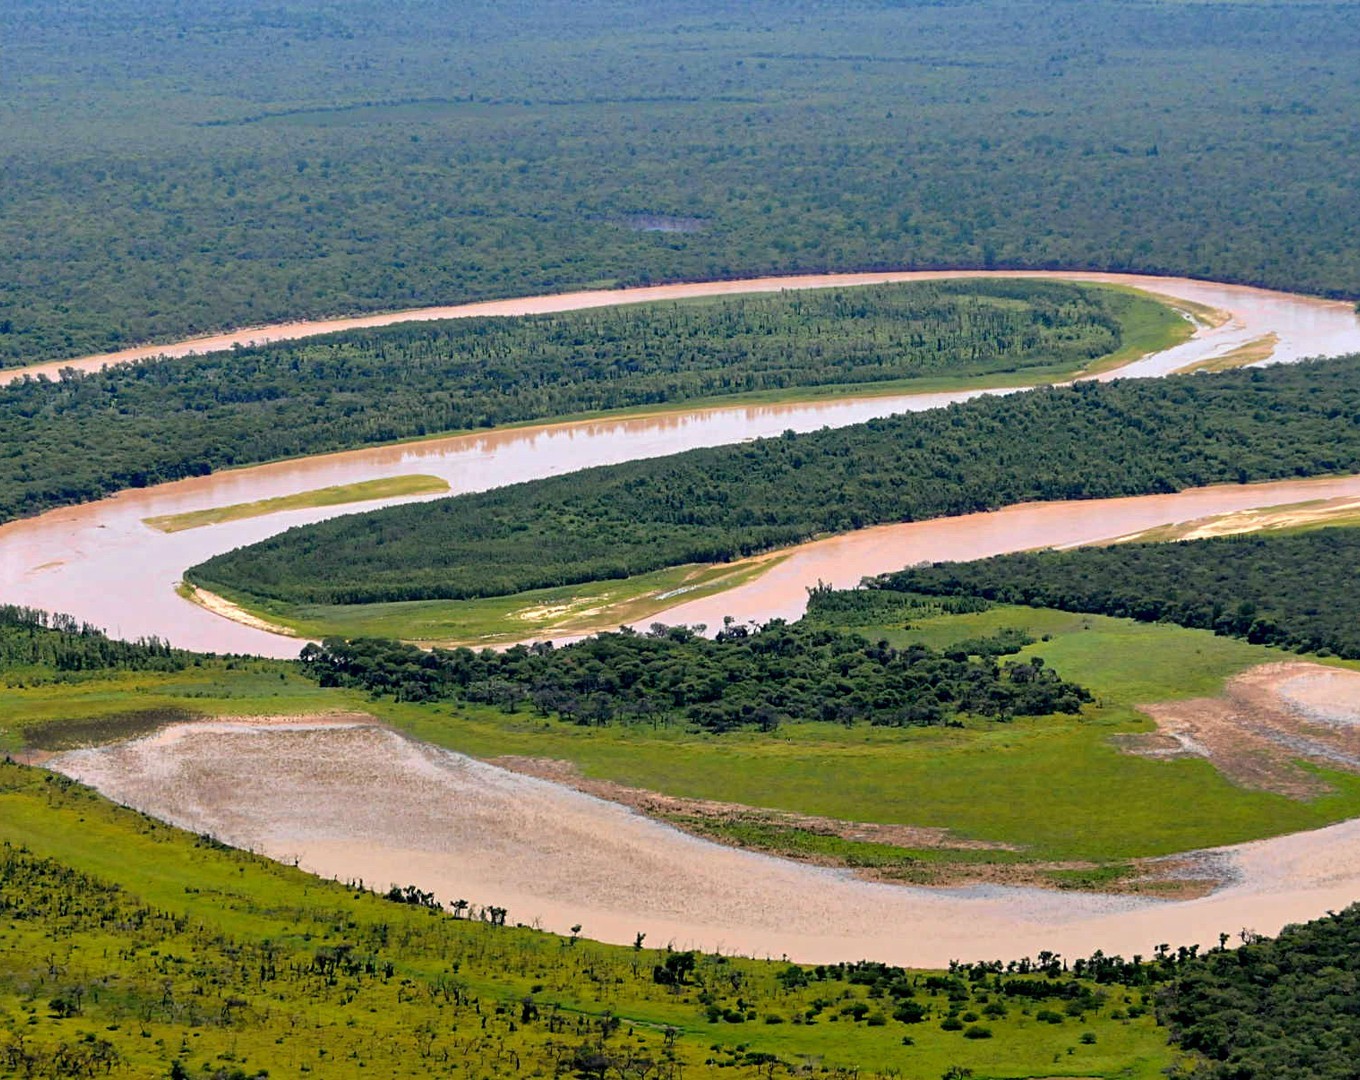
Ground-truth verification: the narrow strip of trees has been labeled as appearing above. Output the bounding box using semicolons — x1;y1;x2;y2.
877;527;1360;659
300;620;1090;732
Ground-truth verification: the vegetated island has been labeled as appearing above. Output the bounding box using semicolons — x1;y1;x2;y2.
0;280;1180;524
187;354;1360;629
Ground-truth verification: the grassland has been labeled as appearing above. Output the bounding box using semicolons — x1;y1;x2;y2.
142;475;449;533
11;599;1360;881
205;558;784;646
0;760;1178;1079
9;595;1360;889
355;608;1360;881
0;660;337;756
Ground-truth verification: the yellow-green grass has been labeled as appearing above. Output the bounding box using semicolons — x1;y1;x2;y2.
1074;285;1205;376
360;609;1360;868
212;557;784;646
142;474;449;533
0;660;341;754
0;762;1176;1079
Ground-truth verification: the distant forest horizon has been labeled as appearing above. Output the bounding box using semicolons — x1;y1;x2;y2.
2;0;1358;365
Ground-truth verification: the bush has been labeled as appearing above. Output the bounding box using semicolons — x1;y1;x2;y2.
894;1002;927;1024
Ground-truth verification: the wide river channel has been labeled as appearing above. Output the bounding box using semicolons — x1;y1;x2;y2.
9;269;1360;965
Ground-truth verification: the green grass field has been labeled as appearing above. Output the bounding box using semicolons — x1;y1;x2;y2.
0;761;1177;1079
355;607;1360;873
216;558;784;646
0;660;338;755
6;600;1359;883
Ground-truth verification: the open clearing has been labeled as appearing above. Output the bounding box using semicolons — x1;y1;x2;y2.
45;710;1360;969
1125;662;1360;798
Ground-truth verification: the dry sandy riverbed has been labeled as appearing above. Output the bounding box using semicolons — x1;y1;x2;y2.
1124;663;1360;798
47;681;1360;967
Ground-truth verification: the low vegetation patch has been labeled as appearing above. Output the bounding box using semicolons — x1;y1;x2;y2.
143;474;449;532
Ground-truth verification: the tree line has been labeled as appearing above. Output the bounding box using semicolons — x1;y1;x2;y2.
190;355;1360;607
299;620;1090;732
876;527;1360;659
0;280;1132;524
0;604;188;673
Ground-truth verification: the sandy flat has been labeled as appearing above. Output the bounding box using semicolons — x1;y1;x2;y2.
47;715;1360;966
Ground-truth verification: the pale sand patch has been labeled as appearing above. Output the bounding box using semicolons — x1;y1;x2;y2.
46;715;1360;966
1174;331;1279;374
1109;493;1360;545
180;583;300;638
1122;662;1360;799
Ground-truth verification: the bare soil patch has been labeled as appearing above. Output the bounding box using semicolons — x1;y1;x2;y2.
1123;662;1360;799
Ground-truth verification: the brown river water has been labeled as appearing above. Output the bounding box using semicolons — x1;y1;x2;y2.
12;270;1360;965
2;271;1359;656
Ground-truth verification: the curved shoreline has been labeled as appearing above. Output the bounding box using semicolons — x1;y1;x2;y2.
1;267;1344;387
46;714;1360;967
1;270;1358;656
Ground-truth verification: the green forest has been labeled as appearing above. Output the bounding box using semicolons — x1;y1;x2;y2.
875;526;1360;659
0;605;188;673
0;279;1151;525
300;620;1090;731
189;355;1360;608
2;0;1359;365
1158;906;1360;1080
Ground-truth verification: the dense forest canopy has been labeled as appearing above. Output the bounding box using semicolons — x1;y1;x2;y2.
1158;905;1360;1080
0;605;189;673
0;279;1140;524
301;620;1090;732
2;0;1359;364
875;526;1360;659
190;355;1360;607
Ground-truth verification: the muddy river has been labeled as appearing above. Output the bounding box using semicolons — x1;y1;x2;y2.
48;714;1360;967
11;271;1360;965
2;272;1359;655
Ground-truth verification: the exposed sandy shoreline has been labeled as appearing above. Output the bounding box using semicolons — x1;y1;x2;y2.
46;707;1360;967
